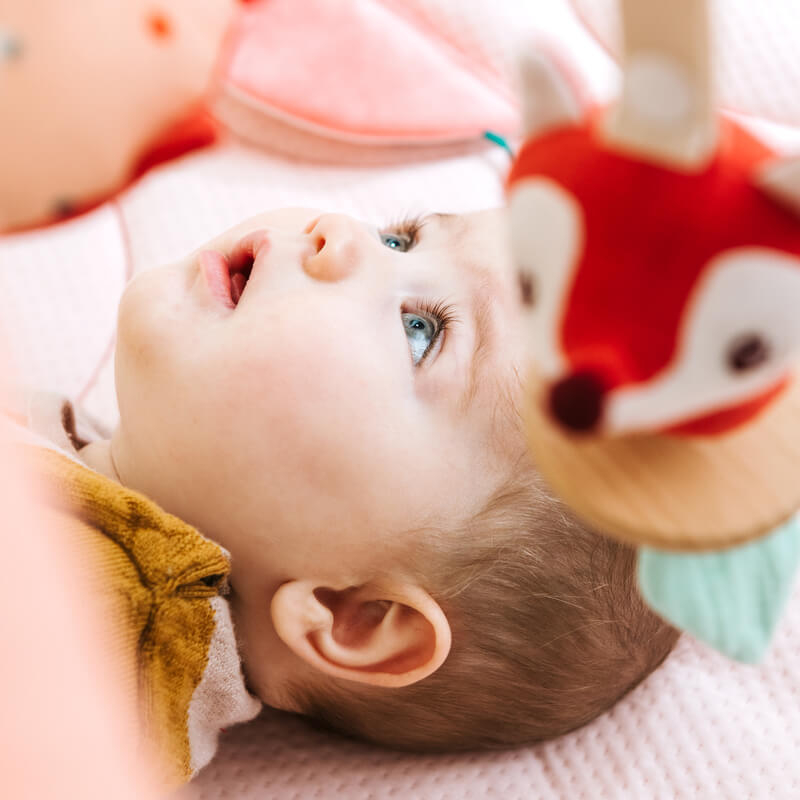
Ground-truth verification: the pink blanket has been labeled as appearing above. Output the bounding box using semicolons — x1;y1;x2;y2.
186;581;800;798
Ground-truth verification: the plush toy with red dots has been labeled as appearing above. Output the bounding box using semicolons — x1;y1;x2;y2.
507;0;800;662
0;0;517;233
0;0;235;232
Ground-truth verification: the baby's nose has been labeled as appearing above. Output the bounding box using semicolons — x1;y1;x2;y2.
303;214;366;282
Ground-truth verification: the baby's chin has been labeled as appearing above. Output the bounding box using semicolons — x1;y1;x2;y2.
115;261;189;386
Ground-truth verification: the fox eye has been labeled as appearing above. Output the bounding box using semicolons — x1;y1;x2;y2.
727;333;771;372
517;270;535;307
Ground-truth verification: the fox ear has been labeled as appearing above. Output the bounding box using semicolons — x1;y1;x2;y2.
518;49;583;139
759;156;800;217
603;0;717;168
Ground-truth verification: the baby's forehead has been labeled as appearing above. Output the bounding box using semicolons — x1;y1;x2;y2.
451;328;527;487
452;209;514;285
444;208;508;244
463;243;528;476
486;367;528;464
434;209;517;296
462;207;507;227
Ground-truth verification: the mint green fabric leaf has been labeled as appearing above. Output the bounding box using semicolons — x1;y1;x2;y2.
638;517;800;663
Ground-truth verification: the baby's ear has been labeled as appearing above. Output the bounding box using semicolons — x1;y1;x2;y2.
270;579;451;688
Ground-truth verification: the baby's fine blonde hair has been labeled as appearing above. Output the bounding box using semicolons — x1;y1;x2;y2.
292;462;679;750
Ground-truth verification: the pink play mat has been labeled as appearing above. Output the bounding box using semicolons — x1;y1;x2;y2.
185;587;800;798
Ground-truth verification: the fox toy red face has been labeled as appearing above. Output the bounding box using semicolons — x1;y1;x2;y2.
510;121;800;439
507;0;800;550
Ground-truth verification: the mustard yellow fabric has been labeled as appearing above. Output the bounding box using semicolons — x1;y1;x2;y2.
24;446;232;787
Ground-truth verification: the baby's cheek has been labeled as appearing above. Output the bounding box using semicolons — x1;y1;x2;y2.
117;265;191;371
229;307;376;404
116;271;171;385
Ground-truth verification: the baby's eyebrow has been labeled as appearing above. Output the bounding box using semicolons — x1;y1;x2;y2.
460;280;495;413
427;212;462;232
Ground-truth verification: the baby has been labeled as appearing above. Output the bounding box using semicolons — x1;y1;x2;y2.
30;206;677;772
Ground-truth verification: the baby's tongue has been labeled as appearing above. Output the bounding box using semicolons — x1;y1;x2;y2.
230;273;247;306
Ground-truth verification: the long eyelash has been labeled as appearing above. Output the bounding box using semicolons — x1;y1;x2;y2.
414;300;459;366
418;299;459;331
382;213;428;246
384;213;456;366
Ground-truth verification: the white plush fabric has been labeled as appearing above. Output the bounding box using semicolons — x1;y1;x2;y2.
2;1;799;798
571;0;800;126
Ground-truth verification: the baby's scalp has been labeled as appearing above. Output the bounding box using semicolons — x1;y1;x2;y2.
290;461;679;750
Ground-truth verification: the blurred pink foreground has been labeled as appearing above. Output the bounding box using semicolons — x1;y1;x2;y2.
0;366;160;798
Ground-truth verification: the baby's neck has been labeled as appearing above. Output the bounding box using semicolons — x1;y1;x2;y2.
79;439;122;484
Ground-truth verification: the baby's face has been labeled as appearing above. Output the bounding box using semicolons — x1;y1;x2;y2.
113;207;524;693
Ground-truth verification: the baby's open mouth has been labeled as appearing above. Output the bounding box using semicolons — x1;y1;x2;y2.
228;248;255;307
199;230;268;309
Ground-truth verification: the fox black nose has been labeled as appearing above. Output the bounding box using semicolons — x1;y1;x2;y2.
548;371;606;432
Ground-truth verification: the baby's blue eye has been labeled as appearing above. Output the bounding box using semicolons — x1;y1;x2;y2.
380;232;414;252
402;312;437;366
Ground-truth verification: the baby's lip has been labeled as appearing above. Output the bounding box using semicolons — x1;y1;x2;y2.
198;230;270;310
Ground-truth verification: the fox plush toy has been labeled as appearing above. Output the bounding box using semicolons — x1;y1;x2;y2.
508;0;800;662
